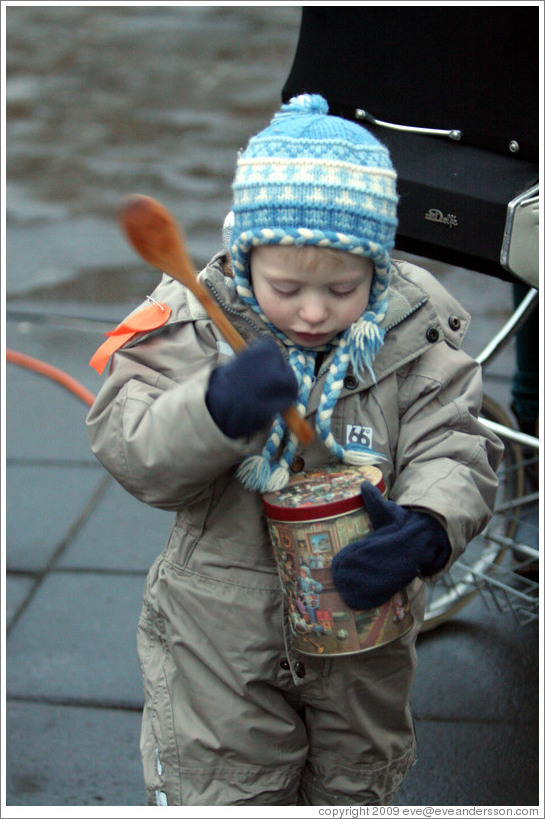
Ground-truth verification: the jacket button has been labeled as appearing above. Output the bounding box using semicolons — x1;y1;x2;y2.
290;455;305;473
344;374;358;390
448;315;461;331
280;658;290;671
426;327;439;343
294;661;306;678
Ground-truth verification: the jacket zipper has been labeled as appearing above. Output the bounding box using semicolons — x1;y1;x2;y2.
204;279;265;339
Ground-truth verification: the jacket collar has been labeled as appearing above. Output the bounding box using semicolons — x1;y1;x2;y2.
345;258;471;391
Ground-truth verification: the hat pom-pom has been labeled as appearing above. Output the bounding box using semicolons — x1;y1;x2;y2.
279;94;329;117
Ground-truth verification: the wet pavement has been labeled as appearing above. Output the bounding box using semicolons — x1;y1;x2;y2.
4;4;541;810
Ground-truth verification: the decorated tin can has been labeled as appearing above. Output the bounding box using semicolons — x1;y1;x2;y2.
262;464;413;657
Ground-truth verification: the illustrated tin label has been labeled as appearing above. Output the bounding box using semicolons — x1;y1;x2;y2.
263;465;413;657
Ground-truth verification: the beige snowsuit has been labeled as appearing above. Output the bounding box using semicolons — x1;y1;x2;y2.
87;254;502;805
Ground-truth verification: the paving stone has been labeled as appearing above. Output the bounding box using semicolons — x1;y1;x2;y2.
6;572;146;708
5;701;145;807
412;593;539;722
395;717;539;806
6;464;107;572
6;362;96;464
5;574;36;630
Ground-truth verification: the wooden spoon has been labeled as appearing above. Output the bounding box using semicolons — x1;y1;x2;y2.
117;194;313;447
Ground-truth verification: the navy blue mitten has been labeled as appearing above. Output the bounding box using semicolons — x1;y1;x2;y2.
331;481;451;610
205;338;298;439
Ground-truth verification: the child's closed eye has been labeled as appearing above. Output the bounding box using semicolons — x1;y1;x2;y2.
272;284;300;297
329;286;358;297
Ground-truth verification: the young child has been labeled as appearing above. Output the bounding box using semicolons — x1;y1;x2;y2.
87;94;503;806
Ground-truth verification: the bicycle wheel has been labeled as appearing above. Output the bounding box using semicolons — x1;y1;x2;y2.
421;393;525;631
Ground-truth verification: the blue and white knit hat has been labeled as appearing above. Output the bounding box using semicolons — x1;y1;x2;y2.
228;94;399;492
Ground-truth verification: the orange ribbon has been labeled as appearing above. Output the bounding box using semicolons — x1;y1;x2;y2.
89;302;172;374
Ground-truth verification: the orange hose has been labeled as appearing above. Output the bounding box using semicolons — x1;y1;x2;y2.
6;348;96;408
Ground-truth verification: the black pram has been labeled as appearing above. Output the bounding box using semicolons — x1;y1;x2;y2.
282;6;538;287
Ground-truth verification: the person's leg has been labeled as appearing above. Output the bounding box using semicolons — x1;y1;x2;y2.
298;582;425;805
137;599;308;806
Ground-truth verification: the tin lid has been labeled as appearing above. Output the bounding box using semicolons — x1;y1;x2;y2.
262;464;385;522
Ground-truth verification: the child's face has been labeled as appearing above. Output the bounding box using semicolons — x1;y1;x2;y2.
251;245;374;348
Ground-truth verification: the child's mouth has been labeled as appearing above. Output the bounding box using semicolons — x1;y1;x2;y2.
291;331;331;345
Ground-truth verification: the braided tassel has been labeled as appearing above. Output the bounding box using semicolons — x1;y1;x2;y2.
265;350;315;490
236;348;315;492
346;318;385;382
315;335;387;466
236;412;285;491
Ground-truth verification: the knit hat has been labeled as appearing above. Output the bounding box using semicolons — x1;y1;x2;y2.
228;94;399;492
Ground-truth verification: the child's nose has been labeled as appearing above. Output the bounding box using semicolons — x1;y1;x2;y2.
299;297;328;325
